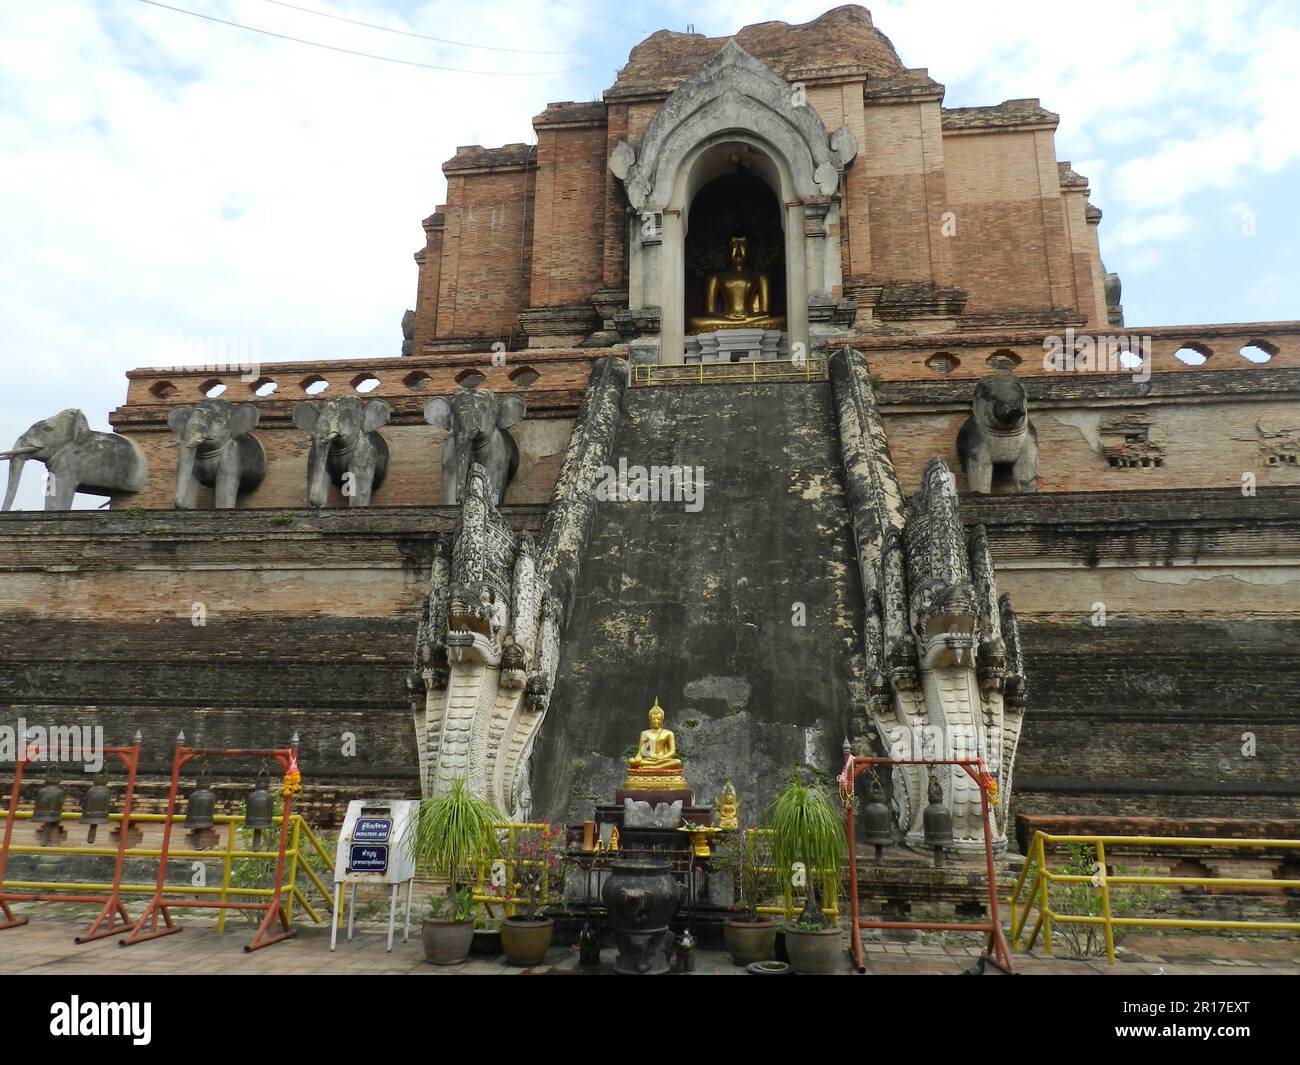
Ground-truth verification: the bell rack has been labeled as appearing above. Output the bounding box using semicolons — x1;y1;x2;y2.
0;732;144;942
119;733;302;952
838;747;1015;975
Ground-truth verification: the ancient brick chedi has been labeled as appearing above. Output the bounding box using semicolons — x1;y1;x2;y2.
412;5;1112;362
1;7;1297;836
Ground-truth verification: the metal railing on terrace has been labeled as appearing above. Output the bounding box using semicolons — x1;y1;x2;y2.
631;358;828;387
1010;830;1300;964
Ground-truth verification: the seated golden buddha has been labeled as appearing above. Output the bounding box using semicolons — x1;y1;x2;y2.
687;236;786;334
624;698;688;790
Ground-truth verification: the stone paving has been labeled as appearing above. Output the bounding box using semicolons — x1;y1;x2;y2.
0;909;1296;975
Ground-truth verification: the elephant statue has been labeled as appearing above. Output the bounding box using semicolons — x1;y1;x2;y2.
424;390;525;506
167;399;267;509
1;409;148;511
292;396;392;507
956;375;1038;493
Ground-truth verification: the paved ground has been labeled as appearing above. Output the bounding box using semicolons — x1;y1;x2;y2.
1;908;1296;974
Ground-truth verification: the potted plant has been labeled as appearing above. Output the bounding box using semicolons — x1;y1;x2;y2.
714;831;780;966
767;770;848;975
409;777;499;965
495;824;563;966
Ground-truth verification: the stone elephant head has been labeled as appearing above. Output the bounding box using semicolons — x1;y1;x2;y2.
424;389;526;506
292;396;391;508
1;409;148;511
956;376;1038;494
167;399;267;510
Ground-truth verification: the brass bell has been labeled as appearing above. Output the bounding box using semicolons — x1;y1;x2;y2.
922;772;953;867
81;783;112;843
184;781;217;831
244;777;274;850
860;773;892;865
33;776;65;826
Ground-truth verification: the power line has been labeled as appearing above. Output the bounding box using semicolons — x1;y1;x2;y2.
261;0;621;55
132;0;595;75
547;0;649;36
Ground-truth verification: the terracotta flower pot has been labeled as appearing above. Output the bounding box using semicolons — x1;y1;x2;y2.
723;917;779;966
422;919;474;965
500;915;554;966
783;925;843;975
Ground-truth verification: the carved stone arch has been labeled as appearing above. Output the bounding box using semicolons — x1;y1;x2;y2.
613;40;857;361
619;41;854;212
610;39;857;363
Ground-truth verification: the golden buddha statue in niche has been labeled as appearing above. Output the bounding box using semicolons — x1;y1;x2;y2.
687;236;786;334
623;697;689;792
628;698;681;770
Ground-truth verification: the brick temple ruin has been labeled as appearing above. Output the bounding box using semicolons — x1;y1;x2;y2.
1;7;1296;850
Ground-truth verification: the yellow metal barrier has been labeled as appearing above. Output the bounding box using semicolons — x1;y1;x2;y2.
2;810;336;932
1010;831;1300;964
631;358;827;387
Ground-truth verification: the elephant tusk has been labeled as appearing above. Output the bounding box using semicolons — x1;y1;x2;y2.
0;448;37;460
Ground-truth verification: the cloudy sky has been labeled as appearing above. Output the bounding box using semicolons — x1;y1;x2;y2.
1;0;1296;508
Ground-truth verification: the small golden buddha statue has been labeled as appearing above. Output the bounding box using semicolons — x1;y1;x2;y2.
718;782;740;830
687;236;786;334
623;698;689;791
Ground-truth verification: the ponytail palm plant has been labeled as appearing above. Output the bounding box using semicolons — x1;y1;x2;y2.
767;771;847;928
410;777;499;915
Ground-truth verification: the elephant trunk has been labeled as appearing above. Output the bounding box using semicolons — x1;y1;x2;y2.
175;444;197;510
2;454;28;512
306;438;332;508
453;431;474;501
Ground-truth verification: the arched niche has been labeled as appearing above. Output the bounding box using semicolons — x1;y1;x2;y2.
613;41;856;363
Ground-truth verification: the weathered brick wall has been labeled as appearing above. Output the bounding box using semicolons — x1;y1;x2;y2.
434;147;535;341
411;212;444;353
0;509;544;822
859;100;939;286
942;129;1068;315
530;105;608;307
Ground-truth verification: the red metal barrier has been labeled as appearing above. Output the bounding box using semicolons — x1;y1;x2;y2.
0;733;143;942
120;733;301;952
838;749;1014;974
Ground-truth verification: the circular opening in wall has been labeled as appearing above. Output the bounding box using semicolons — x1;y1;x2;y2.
508;366;540;387
352;373;381;393
1172;344;1210;366
1117;350;1144;370
301;375;330;395
150;380;178;400
200;380;227;398
1239;341;1277;364
456;369;486;389
251;377;278;397
926;352;959;374
986;350;1021;371
403;370;433;390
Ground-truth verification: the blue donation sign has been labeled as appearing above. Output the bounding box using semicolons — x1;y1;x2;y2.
349;845;389;873
353;818;392;843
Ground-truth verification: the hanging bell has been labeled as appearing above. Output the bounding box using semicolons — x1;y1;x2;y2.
184;781;217;831
860;774;893;865
244;777;274;850
81;783;112;843
922;772;953;867
33;776;65;826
